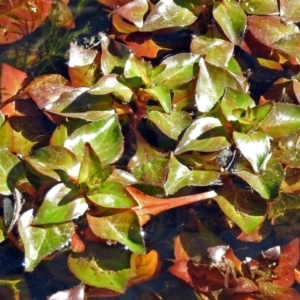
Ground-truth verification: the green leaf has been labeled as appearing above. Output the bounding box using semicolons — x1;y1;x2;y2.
18;209;74;272
0;150;22;195
213;0;247;46
68;243;131;293
164;154;220;195
213;185;266;234
100;35;131;75
24;146;80;182
191;36;234;68
87;181;137;208
220;88;255;122
240;0;279;15
0;119;13;150
272;33;300;58
268;193;300;225
233;131;271;173
64;115;123;166
88;74;133;102
141;0;197;31
144;85;171;113
78;143;113;193
124;53;152;86
175;117;230;154
87;210;145;254
258;103;300;138
235;158;284;199
33;183;87;225
45;88;114;121
148;110;192;140
128;131;169;187
153;53;199;90
196;58;245;113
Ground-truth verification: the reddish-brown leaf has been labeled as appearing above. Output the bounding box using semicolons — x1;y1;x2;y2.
168;260;190;284
0;0;52;44
126;186;217;226
118;33;166;59
70;232;85;253
115;0;148;29
273;238;299;278
0;63;27;102
68;43;101;87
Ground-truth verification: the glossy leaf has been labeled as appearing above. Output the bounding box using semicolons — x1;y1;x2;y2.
258;103;300;138
129;250;160;285
128;131;169;187
0;149;21;195
124;53;152;86
153;53;199;90
78;143;113;192
68;243;131;293
64;115;123;166
0;0;52;44
247;15;298;46
144;85;171;113
33;183;87;225
141;0;197;31
115;0;148;28
126;185;217;226
24;146;80;181
213;186;266;234
233;131;270;173
164;154;219;195
88;74;133;102
100;35;131;75
87;210;145;254
175;117;230;154
235;158;284;199
18;209;74;272
148;110;192;140
118;33;165;59
240;0;279;15
279;0;300;23
87;181;137;208
220;88;255;122
191;36;234;68
213;0;247;46
68;43;100;87
196;58;245;113
0;118;13;150
272;33;300;58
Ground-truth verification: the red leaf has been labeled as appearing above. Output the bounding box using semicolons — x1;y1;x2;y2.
126;186;217;226
168;260;190;284
0;0;52;44
273;238;299;278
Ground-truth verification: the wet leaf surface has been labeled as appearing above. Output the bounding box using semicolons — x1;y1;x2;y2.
18;209;74;272
64;115;123;166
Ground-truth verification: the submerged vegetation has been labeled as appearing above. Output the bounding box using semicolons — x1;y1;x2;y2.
1;0;300;298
